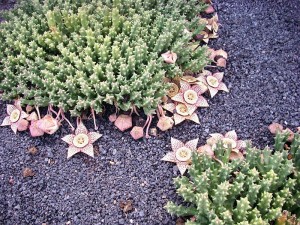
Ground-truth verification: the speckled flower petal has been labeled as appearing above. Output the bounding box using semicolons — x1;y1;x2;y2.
89;132;102;144
67;145;80;159
174;114;186;125
209;133;224;141
225;130;238;141
185;138;198;150
161;152;176;163
218;82;229;92
197;145;214;157
195;96;209;108
189;113;200;124
197;76;207;84
1;116;11;126
208;86;218;98
163;103;176;113
177;162;189;175
179;81;191;92
7;104;17;115
192;83;207;94
62;134;75;145
236;140;247;150
81;144;94;158
20;111;28;119
11;123;18;134
186;104;197;115
171;93;185;103
171;138;185;151
17;119;29;131
207;136;218;146
75;122;88;135
213;72;224;81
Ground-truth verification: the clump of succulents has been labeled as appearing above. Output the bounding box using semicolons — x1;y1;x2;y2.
0;0;209;117
0;0;231;143
166;133;300;224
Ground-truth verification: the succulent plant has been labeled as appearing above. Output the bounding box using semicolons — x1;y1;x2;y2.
62;121;102;158
0;0;209;119
162;138;198;175
166;134;300;224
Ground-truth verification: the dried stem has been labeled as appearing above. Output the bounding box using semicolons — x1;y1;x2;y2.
133;105;140;116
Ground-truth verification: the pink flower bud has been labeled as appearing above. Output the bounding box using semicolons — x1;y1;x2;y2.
37;115;60;135
161;51;177;64
130;126;144;140
30;120;44;137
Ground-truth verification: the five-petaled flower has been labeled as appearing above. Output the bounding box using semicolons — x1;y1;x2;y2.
1;102;28;134
198;130;246;160
162;138;198;175
171;80;208;115
163;103;199;125
198;72;229;98
62;122;102;158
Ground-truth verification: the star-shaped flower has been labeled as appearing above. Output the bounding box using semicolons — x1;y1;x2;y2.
171;80;208;114
198;130;246;160
1;103;28;134
163;103;199;125
62;122;102;158
198;72;229;98
162;138;198;175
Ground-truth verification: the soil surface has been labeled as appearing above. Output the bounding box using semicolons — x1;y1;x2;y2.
0;0;299;224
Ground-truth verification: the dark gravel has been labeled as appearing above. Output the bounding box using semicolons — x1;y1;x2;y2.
0;0;300;224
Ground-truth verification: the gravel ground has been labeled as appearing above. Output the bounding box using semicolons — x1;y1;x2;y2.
0;0;299;224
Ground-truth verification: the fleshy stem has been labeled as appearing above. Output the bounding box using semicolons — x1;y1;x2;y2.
91;108;98;130
60;109;75;131
35;105;41;120
145;115;153;138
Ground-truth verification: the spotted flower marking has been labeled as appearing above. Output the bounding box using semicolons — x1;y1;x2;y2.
162;138;198;175
62;122;102;158
1;103;28;134
171;80;208;115
198;72;229;98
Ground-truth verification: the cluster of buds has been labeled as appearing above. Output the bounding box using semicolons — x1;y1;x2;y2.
0;0;210;122
1;100;62;136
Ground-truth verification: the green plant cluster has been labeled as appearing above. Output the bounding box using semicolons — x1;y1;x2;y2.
166;133;300;224
0;0;209;116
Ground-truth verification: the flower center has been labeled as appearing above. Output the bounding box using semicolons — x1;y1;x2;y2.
73;133;89;148
175;147;192;162
183;90;198;104
10;109;21;123
206;76;219;88
167;83;179;98
176;104;189;116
